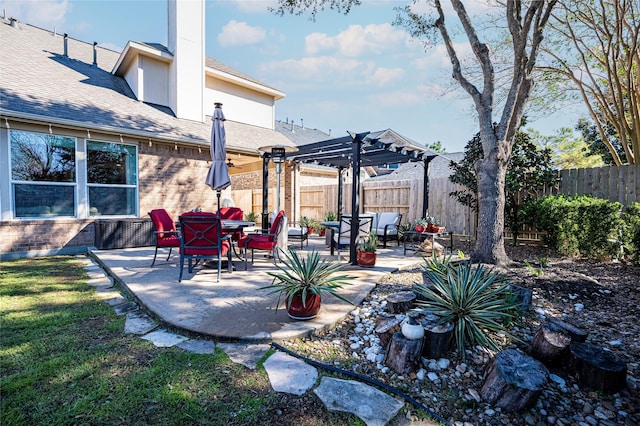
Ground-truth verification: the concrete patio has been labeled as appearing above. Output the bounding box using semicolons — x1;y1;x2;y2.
89;235;425;342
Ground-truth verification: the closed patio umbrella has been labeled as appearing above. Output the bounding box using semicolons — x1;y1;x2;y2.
205;103;231;211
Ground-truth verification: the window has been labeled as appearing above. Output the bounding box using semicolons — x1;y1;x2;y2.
10;130;76;218
87;140;138;216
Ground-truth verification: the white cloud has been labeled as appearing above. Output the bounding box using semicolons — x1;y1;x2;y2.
369;67;404;86
217;20;266;47
305;23;409;57
2;0;69;29
259;56;374;84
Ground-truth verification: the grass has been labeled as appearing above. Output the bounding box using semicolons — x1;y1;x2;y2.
0;256;362;426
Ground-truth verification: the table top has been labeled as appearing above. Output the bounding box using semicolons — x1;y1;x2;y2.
221;220;255;230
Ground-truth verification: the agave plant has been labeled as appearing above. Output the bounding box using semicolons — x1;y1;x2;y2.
261;249;354;312
415;255;520;358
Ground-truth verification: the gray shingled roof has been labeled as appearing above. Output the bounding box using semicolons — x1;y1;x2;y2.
368;152;464;181
0;19;292;152
275;120;331;146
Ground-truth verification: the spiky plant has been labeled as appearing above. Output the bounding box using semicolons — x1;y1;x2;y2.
415;256;520;358
261;249;354;311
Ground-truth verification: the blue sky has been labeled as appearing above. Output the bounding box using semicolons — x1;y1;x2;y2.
1;0;585;153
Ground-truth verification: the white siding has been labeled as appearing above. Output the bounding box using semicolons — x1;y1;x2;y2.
205;76;275;129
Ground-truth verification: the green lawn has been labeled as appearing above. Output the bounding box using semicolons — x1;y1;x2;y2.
0;257;361;425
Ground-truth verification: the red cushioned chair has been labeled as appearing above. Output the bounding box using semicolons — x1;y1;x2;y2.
217;207;244;241
148;209;181;267
178;212;231;282
238;210;285;270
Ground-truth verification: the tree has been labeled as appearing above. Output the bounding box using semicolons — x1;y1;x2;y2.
538;0;639;165
575;117;627;166
529;126;605;169
274;0;557;265
450;125;558;245
427;140;447;154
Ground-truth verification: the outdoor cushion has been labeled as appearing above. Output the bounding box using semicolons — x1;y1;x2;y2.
374;212;401;235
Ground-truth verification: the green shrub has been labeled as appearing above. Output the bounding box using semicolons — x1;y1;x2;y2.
524;195;624;258
622;202;640;261
414;256;519;359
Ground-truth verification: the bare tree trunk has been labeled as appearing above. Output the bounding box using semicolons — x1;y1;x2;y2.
473;145;509;265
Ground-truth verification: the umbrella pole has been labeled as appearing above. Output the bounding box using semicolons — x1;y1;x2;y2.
217;189;221;212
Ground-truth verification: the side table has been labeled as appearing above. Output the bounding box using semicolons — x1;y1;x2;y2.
403;230;454;256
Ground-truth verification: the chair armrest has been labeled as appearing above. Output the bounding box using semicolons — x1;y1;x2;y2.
154;230;180;236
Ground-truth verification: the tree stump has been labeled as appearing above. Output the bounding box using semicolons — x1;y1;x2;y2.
386;291;416;314
375;316;403;350
480;349;548;411
569;342;627;394
386;331;423;374
547;316;588;343
530;322;572;367
421;320;454;359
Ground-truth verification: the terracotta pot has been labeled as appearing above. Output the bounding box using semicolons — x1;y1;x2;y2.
286;291;322;320
415;225;425;233
426;223;435;233
356;250;376;267
307;227;314;235
319;229;326;237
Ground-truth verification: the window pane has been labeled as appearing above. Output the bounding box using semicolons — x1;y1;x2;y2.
87;141;137;184
89;186;136;216
11;130;76;182
13;184;75;218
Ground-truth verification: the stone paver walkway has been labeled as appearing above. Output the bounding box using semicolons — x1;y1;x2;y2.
79;255;412;425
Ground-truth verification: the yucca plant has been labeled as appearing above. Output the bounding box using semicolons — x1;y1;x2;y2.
261;249;354;312
415;255;520;358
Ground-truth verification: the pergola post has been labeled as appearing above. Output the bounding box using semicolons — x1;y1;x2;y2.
349;132;363;265
337;167;344;217
261;154;270;231
422;157;432;218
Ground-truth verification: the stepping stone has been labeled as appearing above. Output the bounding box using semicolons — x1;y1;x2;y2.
104;294;128;306
218;343;271;369
177;339;215;354
141;329;188;347
263;351;318;395
94;288;122;300
86;276;113;288
86;269;108;279
113;302;138;316
314;377;404;426
124;311;157;335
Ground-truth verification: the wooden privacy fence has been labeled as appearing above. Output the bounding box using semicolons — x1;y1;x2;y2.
230;164;639;236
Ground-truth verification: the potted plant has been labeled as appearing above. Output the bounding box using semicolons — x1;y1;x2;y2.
261;249;354;320
244;211;260;223
299;216;318;235
414;218;428;233
424;216;438;233
320;211;337;236
356;232;378;267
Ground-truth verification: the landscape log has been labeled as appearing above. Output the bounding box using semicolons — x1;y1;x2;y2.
547;316;588;343
386;291;416;314
422;321;454;359
375;316;403;350
569;342;627;394
480;349;549;412
386;331;422;374
530;323;572;367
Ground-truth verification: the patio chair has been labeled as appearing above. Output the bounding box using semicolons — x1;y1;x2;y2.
373;212;403;248
217;207;245;241
178;212;232;282
287;221;309;249
148;209;181;267
332;214;374;260
238;210;286;270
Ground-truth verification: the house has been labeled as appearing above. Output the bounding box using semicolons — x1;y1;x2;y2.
0;1;295;259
